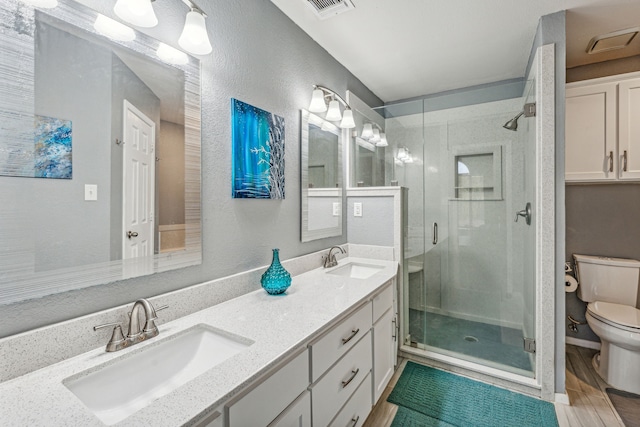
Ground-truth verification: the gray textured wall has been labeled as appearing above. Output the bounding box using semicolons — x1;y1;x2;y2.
565;184;640;342
347;197;395;246
1;0;381;337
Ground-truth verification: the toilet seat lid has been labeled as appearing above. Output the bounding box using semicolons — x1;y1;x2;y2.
587;301;640;329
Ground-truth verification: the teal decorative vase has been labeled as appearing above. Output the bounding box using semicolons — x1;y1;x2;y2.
261;248;291;295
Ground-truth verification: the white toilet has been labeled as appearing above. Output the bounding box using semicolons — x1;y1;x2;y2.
573;254;640;394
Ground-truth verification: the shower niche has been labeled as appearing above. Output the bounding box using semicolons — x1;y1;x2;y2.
453;145;502;201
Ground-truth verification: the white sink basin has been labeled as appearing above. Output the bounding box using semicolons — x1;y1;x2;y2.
327;262;385;279
64;324;253;425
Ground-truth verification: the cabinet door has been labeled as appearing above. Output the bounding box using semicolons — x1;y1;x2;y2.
618;78;640;180
372;308;394;404
565;83;617;181
268;391;311;427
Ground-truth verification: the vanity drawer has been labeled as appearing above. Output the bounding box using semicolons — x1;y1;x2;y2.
226;349;309;427
268;390;311;427
328;372;372;427
311;330;372;427
310;302;372;381
372;282;393;323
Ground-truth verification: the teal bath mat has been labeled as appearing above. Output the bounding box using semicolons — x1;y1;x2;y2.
388;361;558;427
391;406;456;427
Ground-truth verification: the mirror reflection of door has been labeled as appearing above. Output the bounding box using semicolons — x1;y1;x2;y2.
123;100;155;259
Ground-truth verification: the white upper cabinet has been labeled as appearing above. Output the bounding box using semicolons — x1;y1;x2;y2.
618;78;640;180
566;73;640;182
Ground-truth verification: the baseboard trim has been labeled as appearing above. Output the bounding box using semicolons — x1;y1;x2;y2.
566;336;601;350
554;392;570;405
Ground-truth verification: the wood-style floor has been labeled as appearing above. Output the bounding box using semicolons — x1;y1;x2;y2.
364;345;626;427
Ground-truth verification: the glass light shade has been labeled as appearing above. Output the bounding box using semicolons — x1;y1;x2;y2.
339;108;356;129
325;100;342;122
114;0;158;28
94;14;135;42
20;0;58;7
397;147;408;160
361;123;373;139
377;132;388;147
178;10;212;55
157;43;189;65
309;89;327;113
370;128;381;142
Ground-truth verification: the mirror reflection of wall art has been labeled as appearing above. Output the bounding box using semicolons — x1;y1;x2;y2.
231;98;285;199
34;115;72;179
0;114;72;179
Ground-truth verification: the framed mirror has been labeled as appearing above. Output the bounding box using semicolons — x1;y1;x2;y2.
300;110;343;242
0;0;201;304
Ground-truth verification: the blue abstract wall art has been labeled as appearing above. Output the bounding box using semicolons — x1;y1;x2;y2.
33;115;72;179
231;99;285;199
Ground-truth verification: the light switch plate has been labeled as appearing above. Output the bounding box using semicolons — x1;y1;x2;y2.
85;184;98;201
353;202;362;217
332;202;340;216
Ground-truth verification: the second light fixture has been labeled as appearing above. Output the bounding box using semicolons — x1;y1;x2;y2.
308;85;355;129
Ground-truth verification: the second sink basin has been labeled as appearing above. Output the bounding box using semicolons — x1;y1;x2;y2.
327;262;385;279
64;324;253;425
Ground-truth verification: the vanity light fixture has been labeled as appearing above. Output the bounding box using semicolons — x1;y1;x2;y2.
94;14;136;41
377;132;388;147
370;127;381;143
396;146;413;163
361;123;373;139
157;42;189;64
178;3;212;55
308;85;356;129
113;0;212;56
114;0;158;28
19;0;58;7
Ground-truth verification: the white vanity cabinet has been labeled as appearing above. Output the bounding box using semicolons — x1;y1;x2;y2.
566;73;640;182
225;349;310;427
372;283;395;404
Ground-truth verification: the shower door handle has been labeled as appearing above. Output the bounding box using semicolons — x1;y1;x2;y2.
432;222;438;245
515;203;532;226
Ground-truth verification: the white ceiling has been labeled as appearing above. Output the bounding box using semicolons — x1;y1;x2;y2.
271;0;640;103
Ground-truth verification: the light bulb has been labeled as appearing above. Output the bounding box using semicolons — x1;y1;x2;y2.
157;43;189;65
325;100;342;122
19;0;58;7
94;14;135;42
309;89;327;113
114;0;158;28
178;10;212;55
339;108;356;129
361;123;373;139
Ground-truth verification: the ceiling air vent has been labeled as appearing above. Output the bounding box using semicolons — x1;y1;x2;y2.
305;0;355;20
586;27;640;54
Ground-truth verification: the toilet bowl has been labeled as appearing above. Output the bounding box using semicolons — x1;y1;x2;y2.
573;254;640;395
586;301;640;394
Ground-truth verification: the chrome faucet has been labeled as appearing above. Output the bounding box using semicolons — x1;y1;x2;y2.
93;299;168;352
323;245;346;268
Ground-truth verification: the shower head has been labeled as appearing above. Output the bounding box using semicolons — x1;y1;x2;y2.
503;111;524;131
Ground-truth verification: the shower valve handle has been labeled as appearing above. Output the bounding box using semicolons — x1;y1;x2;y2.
515;202;532;225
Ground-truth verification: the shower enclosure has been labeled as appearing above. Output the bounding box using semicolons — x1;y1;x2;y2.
381;78;539;380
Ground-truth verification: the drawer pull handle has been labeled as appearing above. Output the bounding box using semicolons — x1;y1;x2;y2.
341;328;360;345
623;150;628;172
341;368;360;388
347;415;360;427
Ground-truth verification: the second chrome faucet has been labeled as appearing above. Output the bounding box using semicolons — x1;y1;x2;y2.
93;299;168;352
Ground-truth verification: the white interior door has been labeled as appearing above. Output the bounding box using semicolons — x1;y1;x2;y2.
123;100;155;259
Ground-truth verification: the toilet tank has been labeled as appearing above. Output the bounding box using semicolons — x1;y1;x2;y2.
574;254;640;304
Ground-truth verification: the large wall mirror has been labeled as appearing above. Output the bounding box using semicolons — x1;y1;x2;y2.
300;110;343;242
0;0;201;304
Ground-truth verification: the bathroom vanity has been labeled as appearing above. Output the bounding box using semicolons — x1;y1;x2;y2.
0;257;397;427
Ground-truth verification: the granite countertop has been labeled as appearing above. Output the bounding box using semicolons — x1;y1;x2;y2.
0;257;397;427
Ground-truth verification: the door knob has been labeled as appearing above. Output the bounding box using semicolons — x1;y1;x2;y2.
515;202;532;225
127;231;139;239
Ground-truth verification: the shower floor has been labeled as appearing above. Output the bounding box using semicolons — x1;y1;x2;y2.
408;309;533;374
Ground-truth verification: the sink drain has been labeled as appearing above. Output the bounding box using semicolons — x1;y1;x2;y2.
464;335;479;343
